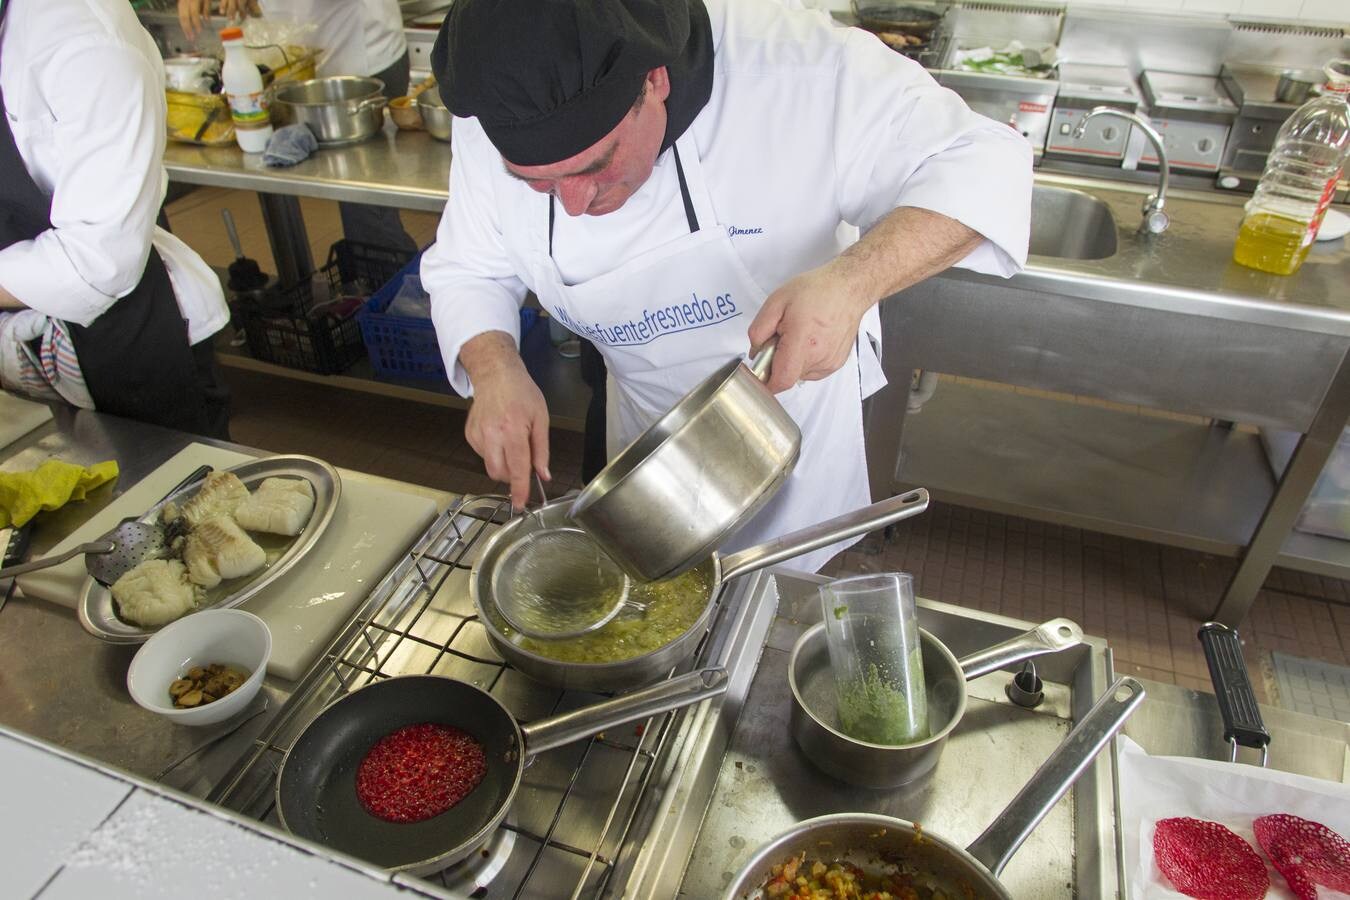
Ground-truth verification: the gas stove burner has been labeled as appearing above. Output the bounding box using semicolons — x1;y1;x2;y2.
435;822;518;894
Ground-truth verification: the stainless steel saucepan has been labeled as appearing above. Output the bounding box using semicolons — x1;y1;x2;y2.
271;76;387;145
790;617;1084;788
473;490;930;692
568;340;801;583
725;676;1145;900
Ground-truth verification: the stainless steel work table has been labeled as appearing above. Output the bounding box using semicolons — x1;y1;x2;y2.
2;405;1343;898
864;175;1350;627
166;134;1350;625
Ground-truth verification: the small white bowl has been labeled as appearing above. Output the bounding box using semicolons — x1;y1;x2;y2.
127;609;271;727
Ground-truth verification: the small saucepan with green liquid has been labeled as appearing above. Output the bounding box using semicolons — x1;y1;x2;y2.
789;616;1085;789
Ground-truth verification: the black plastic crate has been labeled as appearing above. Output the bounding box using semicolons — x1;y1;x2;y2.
238;240;414;375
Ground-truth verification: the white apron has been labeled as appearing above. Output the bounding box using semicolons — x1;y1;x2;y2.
529;130;871;573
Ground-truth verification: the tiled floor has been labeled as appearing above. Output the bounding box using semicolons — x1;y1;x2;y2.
171;185;1350;719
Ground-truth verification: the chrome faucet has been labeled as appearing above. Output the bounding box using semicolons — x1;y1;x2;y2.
1073;106;1171;234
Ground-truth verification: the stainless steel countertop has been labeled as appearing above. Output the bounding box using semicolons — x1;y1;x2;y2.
0;408;446;795
165;124;452;213
2;408;1346;897
165;136;1350;335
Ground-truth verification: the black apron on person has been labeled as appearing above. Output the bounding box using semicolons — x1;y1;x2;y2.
0;0;218;436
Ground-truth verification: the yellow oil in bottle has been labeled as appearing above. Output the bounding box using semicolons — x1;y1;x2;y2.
1232;211;1314;276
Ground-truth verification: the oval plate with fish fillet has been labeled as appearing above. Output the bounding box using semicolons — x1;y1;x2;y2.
78;455;341;643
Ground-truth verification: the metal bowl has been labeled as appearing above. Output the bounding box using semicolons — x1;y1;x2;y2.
416;89;453;142
271;76;387;145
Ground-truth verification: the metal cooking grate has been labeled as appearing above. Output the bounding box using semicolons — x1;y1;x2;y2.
206;495;730;899
1231;20;1345;39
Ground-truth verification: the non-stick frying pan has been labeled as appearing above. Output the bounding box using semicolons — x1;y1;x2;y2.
276;667;728;874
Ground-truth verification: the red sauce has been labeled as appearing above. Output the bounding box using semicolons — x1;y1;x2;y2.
356;723;487;823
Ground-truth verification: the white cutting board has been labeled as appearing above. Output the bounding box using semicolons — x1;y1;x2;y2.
0;391;53;451
16;444;439;680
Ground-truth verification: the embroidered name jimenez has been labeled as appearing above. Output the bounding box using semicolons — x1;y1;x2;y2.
551;292;740;347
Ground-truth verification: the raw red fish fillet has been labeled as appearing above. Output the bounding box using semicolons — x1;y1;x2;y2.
1254;813;1350;900
1153;817;1270;900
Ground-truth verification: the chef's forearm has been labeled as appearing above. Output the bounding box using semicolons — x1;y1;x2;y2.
828;206;983;313
459;330;528;387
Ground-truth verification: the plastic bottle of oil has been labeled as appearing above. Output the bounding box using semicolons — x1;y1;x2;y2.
1233;59;1350;276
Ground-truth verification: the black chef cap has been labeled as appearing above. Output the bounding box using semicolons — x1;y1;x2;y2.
432;0;714;166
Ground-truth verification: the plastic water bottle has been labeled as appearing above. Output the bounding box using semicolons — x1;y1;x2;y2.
220;27;273;153
1233;59;1350;276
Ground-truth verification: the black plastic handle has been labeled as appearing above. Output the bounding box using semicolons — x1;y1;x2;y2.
1197;622;1270;765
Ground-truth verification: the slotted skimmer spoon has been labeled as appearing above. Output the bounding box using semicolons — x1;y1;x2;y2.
0;519;166;586
0;464;210;587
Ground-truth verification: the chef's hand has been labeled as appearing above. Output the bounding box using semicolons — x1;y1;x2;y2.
460;331;551;510
747;265;872;394
177;0;262;42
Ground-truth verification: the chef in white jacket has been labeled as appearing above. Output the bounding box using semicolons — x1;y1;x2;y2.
423;0;1032;572
0;0;231;438
179;0;416;253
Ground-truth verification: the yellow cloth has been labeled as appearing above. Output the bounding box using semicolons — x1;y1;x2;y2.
0;460;119;528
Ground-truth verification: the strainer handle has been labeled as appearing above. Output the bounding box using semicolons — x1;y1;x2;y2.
0;541;116;579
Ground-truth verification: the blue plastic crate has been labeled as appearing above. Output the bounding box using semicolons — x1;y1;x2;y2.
357;250;538;384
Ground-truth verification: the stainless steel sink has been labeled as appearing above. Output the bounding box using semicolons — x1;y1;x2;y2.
1030;185;1119;260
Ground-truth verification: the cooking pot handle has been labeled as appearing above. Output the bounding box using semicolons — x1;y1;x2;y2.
965;676;1145;876
520;666;728;755
957;618;1084;681
356;96;389;114
718;489;929;583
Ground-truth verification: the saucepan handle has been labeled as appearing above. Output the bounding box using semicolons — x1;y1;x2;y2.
520;666;729;755
957;618;1085;681
965;676;1145;876
748;335;779;382
719;489;930;584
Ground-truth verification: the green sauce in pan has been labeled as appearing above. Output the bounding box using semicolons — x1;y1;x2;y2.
492;565;713;663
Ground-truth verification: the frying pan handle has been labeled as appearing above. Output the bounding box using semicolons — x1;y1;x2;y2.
748;336;779;382
965;676;1145;877
520;666;729;756
0;541;115;579
957;618;1084;681
1197;622;1270;766
719;490;929;583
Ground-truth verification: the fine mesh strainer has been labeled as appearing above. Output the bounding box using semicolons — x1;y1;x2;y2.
490;525;634;640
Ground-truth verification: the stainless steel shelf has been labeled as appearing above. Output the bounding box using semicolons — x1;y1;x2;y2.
215;318;591;432
896;381;1350;581
896;382;1269;554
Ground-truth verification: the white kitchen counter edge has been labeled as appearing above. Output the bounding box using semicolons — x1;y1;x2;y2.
0;725;451;899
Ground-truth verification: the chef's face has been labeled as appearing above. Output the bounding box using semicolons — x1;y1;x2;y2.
503;68;670;217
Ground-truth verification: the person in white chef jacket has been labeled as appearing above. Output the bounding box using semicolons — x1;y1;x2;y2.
423;0;1033;572
0;0;232;438
178;0;417;253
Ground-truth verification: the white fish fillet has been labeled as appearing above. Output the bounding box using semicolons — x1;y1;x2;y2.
233;477;316;536
181;471;250;529
111;559;201;627
184;516;267;588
